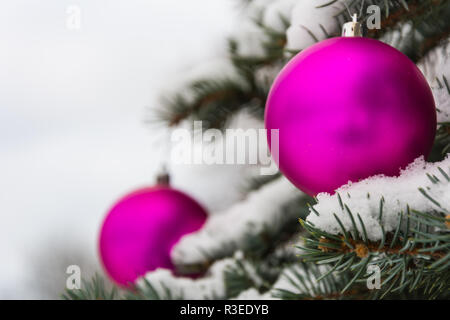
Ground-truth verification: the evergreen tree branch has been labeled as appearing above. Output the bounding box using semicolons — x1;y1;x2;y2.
297;186;450;299
62;274;118;300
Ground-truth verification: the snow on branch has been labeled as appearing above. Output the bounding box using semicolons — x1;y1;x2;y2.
140;257;236;300
171;177;303;266
419;38;450;83
233;288;274;300
262;0;298;32
140;252;266;300
418;37;450;123
307;156;450;241
434;82;450;124
231;0;295;57
286;0;345;51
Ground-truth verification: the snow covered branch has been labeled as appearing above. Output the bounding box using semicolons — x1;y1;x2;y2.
307;156;450;241
171;177;305;268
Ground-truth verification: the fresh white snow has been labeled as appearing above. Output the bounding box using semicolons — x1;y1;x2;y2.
307;156;450;241
171;177;303;266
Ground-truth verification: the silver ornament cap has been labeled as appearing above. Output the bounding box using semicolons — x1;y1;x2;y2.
342;14;362;37
156;164;170;186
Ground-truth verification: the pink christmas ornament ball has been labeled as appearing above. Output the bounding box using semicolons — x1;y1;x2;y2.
265;37;436;196
99;185;208;287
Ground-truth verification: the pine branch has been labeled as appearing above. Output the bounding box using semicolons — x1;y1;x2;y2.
126;278;184;300
374;0;450;62
174;194;311;275
155;12;289;129
155;0;450;131
327;0;450;62
436;123;450;156
429;75;450;161
224;244;307;299
75;1;450;301
62;274;118;300
241;172;282;193
224;258;267;298
156;77;255;129
272;263;363;300
297;195;450;299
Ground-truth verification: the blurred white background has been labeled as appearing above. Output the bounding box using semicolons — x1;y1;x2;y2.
0;0;239;298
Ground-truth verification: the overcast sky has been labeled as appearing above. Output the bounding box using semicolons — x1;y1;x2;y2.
0;0;239;298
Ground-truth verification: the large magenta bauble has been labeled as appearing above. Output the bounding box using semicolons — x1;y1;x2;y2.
265;37;436;196
99;185;207;286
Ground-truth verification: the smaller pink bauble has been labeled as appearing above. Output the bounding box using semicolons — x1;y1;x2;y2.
265;37;436;196
99;185;207;286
